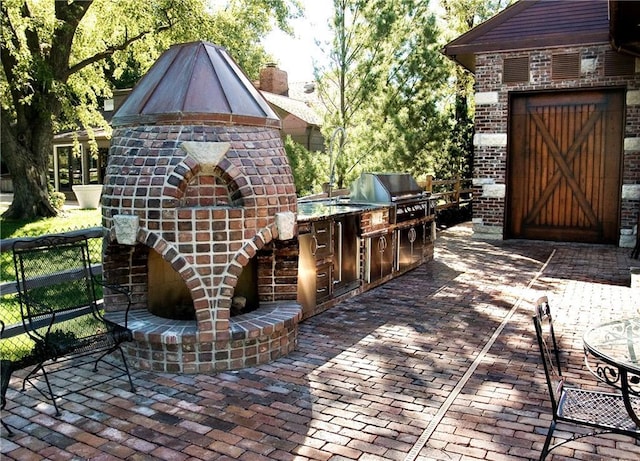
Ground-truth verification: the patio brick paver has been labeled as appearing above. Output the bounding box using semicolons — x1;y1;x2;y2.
2;222;639;460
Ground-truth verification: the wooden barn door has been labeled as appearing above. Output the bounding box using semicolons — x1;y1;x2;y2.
507;90;623;243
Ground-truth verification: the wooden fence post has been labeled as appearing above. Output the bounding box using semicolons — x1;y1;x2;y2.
425;175;433;193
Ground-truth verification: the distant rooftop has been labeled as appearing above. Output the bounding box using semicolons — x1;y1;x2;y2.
261;90;323;126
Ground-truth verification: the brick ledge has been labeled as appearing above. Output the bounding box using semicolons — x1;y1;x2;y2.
107;302;303;345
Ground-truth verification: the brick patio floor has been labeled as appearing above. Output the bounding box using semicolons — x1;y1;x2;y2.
2;223;639;460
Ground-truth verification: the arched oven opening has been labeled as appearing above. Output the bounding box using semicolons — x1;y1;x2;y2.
148;249;195;320
231;258;259;317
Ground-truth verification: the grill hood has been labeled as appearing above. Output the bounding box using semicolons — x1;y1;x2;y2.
350;173;425;203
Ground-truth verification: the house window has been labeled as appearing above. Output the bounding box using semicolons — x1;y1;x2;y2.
90;148;109;184
52;145;82;191
503;57;529;83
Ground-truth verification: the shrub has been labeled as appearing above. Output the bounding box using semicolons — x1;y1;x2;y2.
48;184;66;211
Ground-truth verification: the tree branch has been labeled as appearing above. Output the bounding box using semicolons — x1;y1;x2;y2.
21;1;42;60
1;1;23;52
48;0;93;79
1;3;27;125
0;3;19;83
65;23;171;79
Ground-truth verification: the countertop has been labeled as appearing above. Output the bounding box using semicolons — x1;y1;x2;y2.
296;199;385;221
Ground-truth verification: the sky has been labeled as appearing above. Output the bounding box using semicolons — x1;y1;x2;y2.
261;1;333;83
261;1;447;83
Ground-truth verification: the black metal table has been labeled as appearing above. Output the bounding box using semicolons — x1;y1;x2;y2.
583;317;640;426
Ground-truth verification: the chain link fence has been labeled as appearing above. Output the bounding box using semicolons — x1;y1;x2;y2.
1;227;104;361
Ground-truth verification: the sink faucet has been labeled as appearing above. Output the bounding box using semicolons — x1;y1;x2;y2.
328;127;346;199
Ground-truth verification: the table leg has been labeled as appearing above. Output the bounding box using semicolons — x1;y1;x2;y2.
621;368;640;427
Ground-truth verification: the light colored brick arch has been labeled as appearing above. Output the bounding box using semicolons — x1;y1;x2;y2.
166;144;266;205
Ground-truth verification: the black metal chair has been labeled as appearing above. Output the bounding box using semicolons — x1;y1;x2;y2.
9;234;135;417
533;296;640;460
1;320;15;436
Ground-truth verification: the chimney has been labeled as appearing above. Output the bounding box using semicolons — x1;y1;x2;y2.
259;63;289;96
113;88;132;112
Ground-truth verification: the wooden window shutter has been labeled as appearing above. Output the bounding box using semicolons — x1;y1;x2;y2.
503;57;529;83
604;50;636;76
552;53;580;80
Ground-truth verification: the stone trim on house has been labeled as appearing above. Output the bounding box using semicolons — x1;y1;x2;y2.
444;0;640;246
471;45;639;245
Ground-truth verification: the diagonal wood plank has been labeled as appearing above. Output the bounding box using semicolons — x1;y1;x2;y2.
524;108;603;226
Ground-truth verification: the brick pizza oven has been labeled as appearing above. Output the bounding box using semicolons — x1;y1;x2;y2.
101;41;302;373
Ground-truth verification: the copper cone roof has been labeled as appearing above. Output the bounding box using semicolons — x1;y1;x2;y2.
112;41;281;128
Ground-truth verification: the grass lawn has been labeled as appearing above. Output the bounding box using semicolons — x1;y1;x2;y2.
1;200;104;359
0;202;102;281
0;205;102;239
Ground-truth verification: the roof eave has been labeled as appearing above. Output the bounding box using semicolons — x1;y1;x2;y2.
444;31;610;74
609;0;640;57
441;50;476;74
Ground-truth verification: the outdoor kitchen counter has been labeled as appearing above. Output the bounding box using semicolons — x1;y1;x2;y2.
296;199;385;221
296;175;434;320
296;199;395;320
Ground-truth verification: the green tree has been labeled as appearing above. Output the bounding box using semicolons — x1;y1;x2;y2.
1;0;300;219
437;0;514;179
315;0;378;189
316;0;449;188
441;0;513;35
283;136;323;197
356;1;449;179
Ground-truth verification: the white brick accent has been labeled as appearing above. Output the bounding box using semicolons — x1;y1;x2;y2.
581;57;597;74
473;178;495;186
473;133;507;147
622;184;640;200
620;235;636;249
113;214;139;245
474;91;499;105
472;222;503;240
181;141;231;174
625;137;640;152
483;184;506;198
275;212;296;240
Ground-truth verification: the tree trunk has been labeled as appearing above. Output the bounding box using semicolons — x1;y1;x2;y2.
1;107;57;220
1;0;89;221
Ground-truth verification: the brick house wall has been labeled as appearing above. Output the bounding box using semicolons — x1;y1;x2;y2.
472;44;640;246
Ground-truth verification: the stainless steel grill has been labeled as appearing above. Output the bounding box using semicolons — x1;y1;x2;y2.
350;173;431;223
